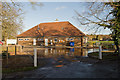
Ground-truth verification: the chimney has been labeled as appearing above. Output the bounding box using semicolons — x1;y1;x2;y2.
55;19;59;22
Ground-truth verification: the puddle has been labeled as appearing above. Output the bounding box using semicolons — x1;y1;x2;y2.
55;65;64;68
40;67;52;70
87;64;92;66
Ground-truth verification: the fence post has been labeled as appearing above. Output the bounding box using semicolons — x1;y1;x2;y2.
34;48;37;67
6;45;8;57
20;45;22;52
93;43;95;52
6;45;8;64
99;45;102;59
15;45;16;55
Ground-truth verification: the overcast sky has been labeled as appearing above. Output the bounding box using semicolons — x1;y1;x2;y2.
21;2;111;35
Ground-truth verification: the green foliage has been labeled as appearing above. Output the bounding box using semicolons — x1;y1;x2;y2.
88;41;115;49
109;2;120;42
88;52;118;60
88;41;114;44
2;67;38;74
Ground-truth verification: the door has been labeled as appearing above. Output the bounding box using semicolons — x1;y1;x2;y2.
33;38;36;45
45;39;48;46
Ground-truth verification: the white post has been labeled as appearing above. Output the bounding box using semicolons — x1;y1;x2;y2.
34;48;37;67
99;45;102;59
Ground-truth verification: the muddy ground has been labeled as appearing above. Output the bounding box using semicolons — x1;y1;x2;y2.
2;55;120;79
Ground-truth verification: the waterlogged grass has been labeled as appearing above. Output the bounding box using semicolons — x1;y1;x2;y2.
88;52;118;60
88;41;114;44
88;41;115;49
2;55;47;74
2;67;38;74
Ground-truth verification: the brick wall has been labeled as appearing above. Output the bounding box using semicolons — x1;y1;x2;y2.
17;37;83;46
17;38;33;46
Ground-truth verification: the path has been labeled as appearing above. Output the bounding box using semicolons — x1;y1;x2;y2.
2;56;119;79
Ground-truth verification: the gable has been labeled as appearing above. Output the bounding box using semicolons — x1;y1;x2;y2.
17;21;85;37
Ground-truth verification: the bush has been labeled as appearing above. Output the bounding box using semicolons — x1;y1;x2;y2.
87;41;115;49
101;43;115;50
2;51;10;58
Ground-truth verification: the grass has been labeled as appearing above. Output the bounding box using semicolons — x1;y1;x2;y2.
2;55;47;74
88;41;115;49
88;41;114;44
2;67;38;74
88;52;118;60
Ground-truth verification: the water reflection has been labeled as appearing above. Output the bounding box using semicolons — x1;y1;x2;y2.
37;48;91;58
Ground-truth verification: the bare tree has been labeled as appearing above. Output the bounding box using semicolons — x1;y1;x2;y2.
0;1;44;43
75;1;120;54
1;2;24;43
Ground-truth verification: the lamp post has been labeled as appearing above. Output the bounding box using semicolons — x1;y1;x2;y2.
99;42;102;60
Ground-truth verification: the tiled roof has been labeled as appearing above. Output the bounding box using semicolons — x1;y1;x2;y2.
17;21;85;37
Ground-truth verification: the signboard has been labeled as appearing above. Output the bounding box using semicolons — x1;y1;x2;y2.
7;39;17;45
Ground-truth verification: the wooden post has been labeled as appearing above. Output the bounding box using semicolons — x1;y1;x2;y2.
99;45;102;59
6;45;8;64
15;45;16;55
93;43;95;52
81;37;83;47
6;45;8;57
81;48;83;56
20;45;22;53
34;48;37;67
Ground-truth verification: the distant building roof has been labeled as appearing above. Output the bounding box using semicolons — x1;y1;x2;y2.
17;21;85;37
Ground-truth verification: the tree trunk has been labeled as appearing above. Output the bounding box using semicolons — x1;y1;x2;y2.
115;44;120;55
113;29;120;55
114;35;120;55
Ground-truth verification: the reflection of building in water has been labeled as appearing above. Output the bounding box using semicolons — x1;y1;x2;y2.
82;49;88;57
45;48;48;55
69;48;74;56
40;48;89;57
50;48;52;53
53;49;57;54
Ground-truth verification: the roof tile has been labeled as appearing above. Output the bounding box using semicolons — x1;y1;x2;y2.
17;21;85;37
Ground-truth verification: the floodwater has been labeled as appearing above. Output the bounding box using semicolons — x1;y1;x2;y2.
3;48;119;78
35;48;100;58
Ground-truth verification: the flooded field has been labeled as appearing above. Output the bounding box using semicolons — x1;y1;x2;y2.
2;47;105;70
23;47;101;57
2;47;119;78
3;48;101;71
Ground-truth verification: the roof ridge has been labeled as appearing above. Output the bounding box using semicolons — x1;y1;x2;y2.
40;21;69;24
17;21;85;37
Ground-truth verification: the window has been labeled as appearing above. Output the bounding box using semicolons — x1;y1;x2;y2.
38;38;43;41
66;38;69;41
54;38;57;42
61;27;64;30
19;39;23;41
25;39;29;41
70;38;74;40
66;38;74;41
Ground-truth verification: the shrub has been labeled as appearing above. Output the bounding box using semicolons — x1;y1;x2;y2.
2;51;10;58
